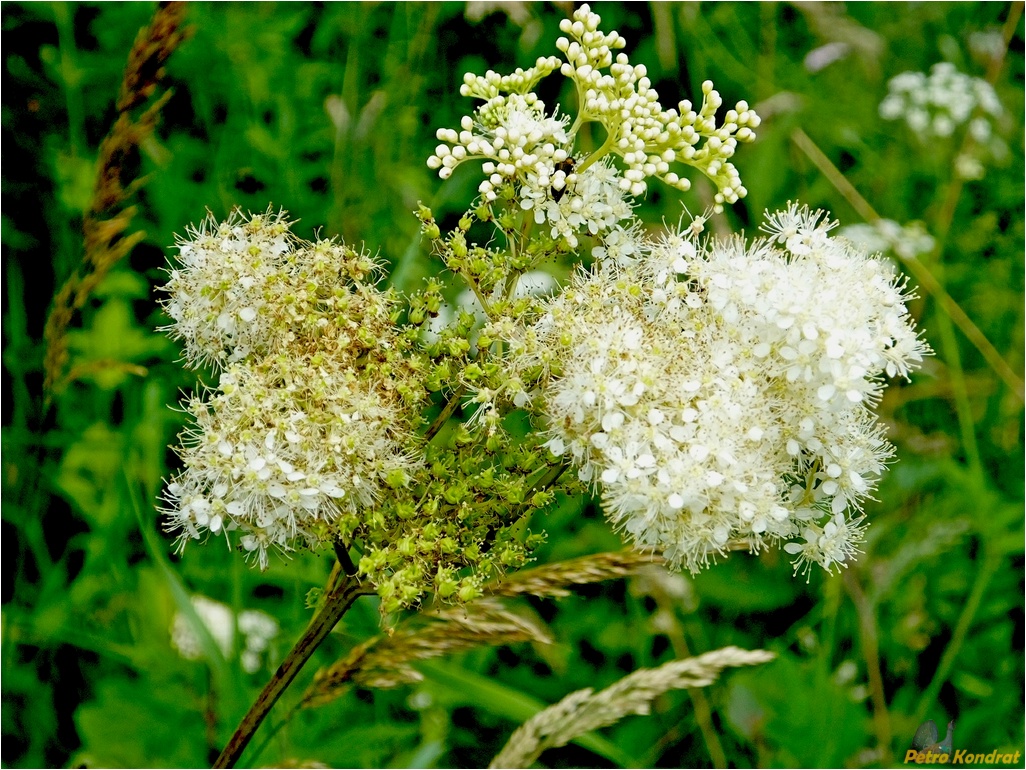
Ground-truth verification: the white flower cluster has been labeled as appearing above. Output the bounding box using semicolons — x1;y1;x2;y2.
879;62;1004;142
428;2;759;245
161;210;420;568
162;209;296;368
429;92;571;197
840;219;935;262
171;595;279;673
519;158;634;249
510;205;929;575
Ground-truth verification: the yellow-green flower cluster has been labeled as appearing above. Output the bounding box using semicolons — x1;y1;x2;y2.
162;209;555;613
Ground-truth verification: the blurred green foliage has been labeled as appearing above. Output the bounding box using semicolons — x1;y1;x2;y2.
2;2;1023;768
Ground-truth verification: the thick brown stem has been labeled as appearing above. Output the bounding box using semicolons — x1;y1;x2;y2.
213;571;368;768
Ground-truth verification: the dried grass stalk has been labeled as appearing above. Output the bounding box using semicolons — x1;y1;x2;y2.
303;599;551;707
483;549;663;599
43;2;188;397
489;646;776;769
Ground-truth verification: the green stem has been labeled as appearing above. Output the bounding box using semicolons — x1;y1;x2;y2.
213;570;370;769
655;602;728;769
244;703;301;768
529;459;568;496
843;570;891;753
913;547;1000;727
575;128;616;175
53;2;86;159
424;385;466;441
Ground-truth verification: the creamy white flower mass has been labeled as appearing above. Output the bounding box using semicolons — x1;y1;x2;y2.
506;205;929;575
160;209;422;570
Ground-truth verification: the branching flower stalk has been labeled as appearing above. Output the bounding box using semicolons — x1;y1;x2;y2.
212;567;371;769
156;5;932;766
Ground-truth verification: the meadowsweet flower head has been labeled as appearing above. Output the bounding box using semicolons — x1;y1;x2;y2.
879;62;1008;178
161;209;427;571
163;208;554;612
880;63;1003;137
507;205;929;575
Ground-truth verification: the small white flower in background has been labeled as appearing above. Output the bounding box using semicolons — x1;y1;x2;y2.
509;204;930;576
879;62;1008;177
968;29;1006;63
840;219;935;262
170;596;279;674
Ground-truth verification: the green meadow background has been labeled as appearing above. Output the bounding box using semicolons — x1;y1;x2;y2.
2;3;1023;768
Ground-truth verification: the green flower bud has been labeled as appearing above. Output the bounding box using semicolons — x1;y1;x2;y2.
525;533;546;549
457;582;482;603
398;537;416;557
385;469;409;489
437;576;458;599
531;490;554;508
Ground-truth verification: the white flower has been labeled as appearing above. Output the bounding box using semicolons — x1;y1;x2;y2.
879;62;1008;175
161;210;423;571
508;205;929;574
593;223;647;267
839;219;935;262
524;157;635;247
160;208;295;368
170;596;279;673
162;355;418;569
784;513;866;578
